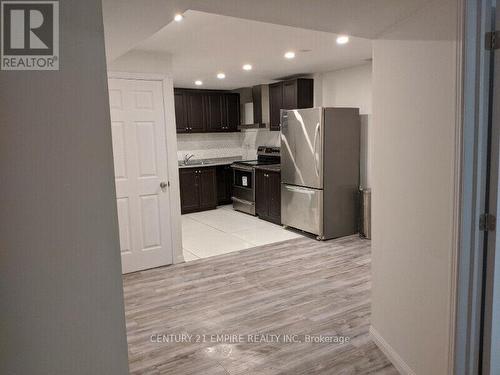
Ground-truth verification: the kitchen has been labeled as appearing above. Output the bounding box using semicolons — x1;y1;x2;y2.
176;86;362;260
157;11;371;260
176;81;310;260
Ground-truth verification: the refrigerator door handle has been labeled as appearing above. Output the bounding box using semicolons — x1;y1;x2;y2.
313;122;320;177
283;184;316;195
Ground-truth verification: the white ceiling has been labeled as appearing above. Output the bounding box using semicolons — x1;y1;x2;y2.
135;11;373;90
102;0;430;62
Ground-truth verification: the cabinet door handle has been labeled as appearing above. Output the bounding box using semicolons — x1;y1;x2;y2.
313;122;320;177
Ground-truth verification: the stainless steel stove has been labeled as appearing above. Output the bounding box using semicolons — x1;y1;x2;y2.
231;146;280;215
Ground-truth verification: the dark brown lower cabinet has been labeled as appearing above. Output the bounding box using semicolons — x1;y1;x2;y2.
179;168;199;213
198;168;217;211
216;165;233;205
255;169;281;225
179;167;217;214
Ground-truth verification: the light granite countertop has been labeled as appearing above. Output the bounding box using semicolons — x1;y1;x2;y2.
177;156;242;169
254;164;281;173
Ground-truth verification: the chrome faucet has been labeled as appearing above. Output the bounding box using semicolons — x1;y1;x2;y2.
183;153;195;164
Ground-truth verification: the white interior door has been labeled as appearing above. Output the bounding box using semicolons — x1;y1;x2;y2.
108;78;173;274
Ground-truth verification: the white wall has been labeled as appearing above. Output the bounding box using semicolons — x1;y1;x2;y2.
177;132;244;160
241;129;280;159
108;51;184;264
0;0;129;373
315;63;373;187
370;1;459;374
317;63;372;114
108;50;173;74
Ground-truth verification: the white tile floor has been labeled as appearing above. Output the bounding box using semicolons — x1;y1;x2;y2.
182;205;304;261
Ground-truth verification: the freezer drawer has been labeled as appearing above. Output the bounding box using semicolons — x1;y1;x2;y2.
281;184;323;237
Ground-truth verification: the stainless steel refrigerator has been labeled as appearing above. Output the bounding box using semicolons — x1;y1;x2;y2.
280;107;360;240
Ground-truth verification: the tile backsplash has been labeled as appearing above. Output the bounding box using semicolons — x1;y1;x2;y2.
177;129;280;161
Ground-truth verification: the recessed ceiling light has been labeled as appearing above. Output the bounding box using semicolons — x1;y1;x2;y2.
242;64;252;71
284;51;296;59
194;80;203;86
174;13;183;22
217;73;226;79
336;35;349;45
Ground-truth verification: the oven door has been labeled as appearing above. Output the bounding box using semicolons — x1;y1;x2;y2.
231;165;255;214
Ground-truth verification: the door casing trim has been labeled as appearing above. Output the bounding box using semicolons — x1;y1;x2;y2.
453;0;495;374
107;71;184;264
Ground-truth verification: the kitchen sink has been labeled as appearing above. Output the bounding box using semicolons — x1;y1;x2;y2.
178;159;213;166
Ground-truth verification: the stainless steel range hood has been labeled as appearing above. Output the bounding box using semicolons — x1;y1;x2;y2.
234;85;269;130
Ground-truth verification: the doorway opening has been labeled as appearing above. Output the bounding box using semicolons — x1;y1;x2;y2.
101;1;464;374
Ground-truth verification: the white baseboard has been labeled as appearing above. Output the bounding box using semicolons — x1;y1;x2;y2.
174;254;185;264
369;326;416;375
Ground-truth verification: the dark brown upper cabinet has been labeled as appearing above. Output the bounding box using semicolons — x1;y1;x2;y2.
269;78;314;131
206;93;224;132
174;91;188;133
174;89;240;133
269;83;283;132
283;80;297;109
185;92;205;132
224;93;240;132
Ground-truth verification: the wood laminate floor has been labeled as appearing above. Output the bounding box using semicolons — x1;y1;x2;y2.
123;235;397;375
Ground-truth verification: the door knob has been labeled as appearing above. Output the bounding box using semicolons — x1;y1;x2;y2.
160;181;168;189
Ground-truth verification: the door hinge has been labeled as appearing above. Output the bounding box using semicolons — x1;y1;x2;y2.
479;213;496;231
485;31;500;50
